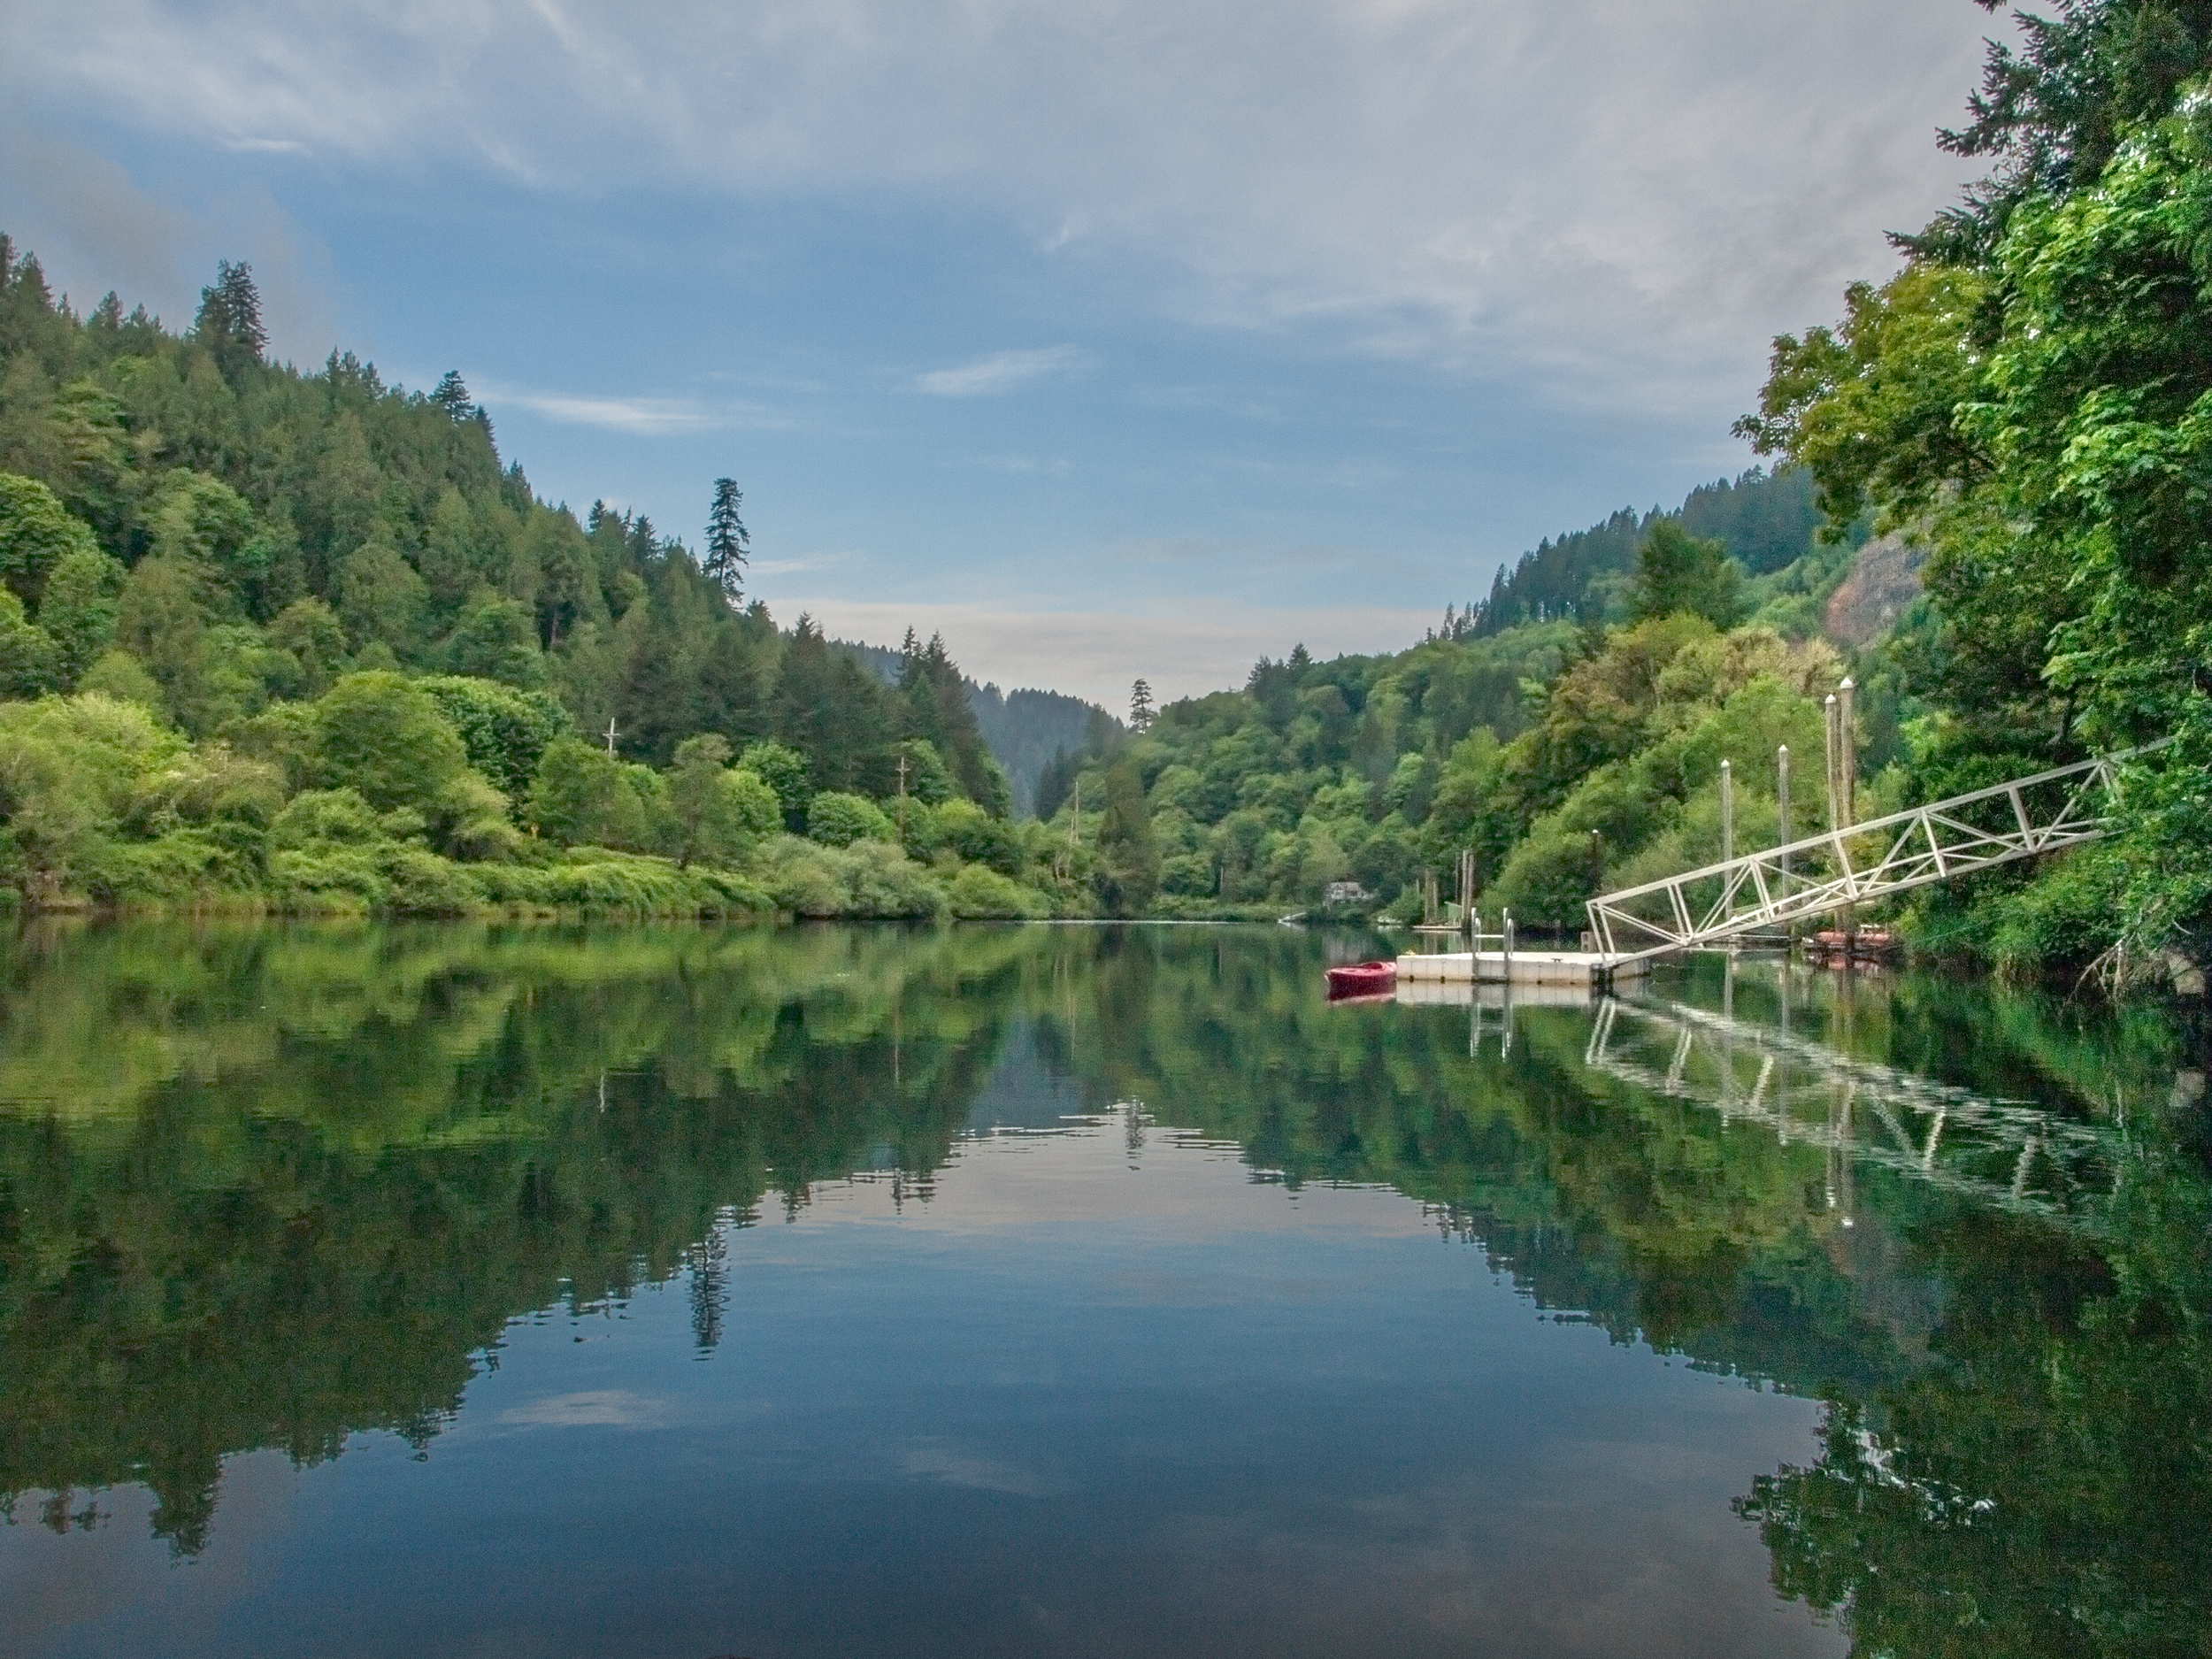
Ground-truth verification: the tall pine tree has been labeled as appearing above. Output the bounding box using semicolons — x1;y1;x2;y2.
194;260;266;383
704;477;749;600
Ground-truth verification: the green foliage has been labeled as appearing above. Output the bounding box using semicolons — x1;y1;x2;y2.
335;543;427;654
666;733;769;869
416;673;568;799
0;589;58;699
945;863;1050;918
1458;466;1828;639
0;471;96;611
1092;760;1158;917
740;740;811;829
1743;33;2212;968
441;589;545;687
806;790;895;848
1476;621;1840;926
309;672;471;815
757;833;949;918
527;736;646;849
39;543;124;685
77;649;159;706
921;795;1021;875
1630;520;1745;628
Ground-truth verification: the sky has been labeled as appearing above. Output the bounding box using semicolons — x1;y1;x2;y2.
1;1;2002;704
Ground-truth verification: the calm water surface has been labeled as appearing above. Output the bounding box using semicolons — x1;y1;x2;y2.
1;922;2205;1657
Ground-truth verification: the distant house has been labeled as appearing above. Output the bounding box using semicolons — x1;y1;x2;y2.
1323;880;1373;907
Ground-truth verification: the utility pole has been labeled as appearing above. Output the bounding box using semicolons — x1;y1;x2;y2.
603;716;619;756
895;753;910;841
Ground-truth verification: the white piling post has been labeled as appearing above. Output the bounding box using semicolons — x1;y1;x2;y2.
1720;758;1733;868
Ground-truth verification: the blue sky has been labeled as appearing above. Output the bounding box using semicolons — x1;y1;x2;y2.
3;1;1999;703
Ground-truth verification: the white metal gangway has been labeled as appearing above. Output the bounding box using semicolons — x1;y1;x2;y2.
1584;744;2162;966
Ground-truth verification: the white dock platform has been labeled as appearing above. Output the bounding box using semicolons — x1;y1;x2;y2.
1392;949;1647;989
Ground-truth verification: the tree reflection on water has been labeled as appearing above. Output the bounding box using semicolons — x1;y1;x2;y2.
0;921;2204;1655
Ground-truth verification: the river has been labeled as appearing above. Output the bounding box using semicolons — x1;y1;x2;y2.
2;921;2204;1657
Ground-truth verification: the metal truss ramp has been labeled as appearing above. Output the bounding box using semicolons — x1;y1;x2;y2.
1584;746;2159;966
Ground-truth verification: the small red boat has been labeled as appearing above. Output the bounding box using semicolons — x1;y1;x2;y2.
1325;960;1396;999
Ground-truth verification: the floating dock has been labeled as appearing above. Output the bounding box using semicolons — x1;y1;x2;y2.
1392;949;1647;990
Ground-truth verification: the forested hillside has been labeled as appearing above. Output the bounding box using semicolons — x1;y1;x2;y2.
1038;464;1876;925
834;634;1115;814
0;238;1095;919
1450;465;1854;638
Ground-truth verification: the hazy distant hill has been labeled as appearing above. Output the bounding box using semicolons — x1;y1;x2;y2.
831;637;1116;816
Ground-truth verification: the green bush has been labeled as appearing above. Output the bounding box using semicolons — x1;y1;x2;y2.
417;675;569;796
759;835;948;919
526;736;646;849
310;672;470;813
79;828;262;904
806;791;894;848
933;797;1022;875
378;844;485;915
268;848;385;911
946;864;1049;920
271;788;384;849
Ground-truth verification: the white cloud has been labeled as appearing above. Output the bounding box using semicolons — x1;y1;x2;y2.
756;596;1437;705
467;377;799;434
916;345;1093;397
498;1390;670;1429
1;1;1998;408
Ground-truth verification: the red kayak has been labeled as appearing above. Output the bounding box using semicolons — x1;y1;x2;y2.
1325;960;1396;999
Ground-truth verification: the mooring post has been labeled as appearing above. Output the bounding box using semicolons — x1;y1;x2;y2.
1839;677;1857;947
1777;744;1792;940
1824;695;1839;833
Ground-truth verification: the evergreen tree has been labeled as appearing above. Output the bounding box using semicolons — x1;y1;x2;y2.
1629;520;1745;629
430;371;473;418
1128;678;1155;733
703;478;749;600
897;629;1002;811
193;260;265;381
1033;745;1079;823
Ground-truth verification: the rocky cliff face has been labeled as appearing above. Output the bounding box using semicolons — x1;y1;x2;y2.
1824;534;1927;647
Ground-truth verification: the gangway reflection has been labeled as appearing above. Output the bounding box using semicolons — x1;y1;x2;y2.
1579;985;2123;1228
1393;971;2122;1226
